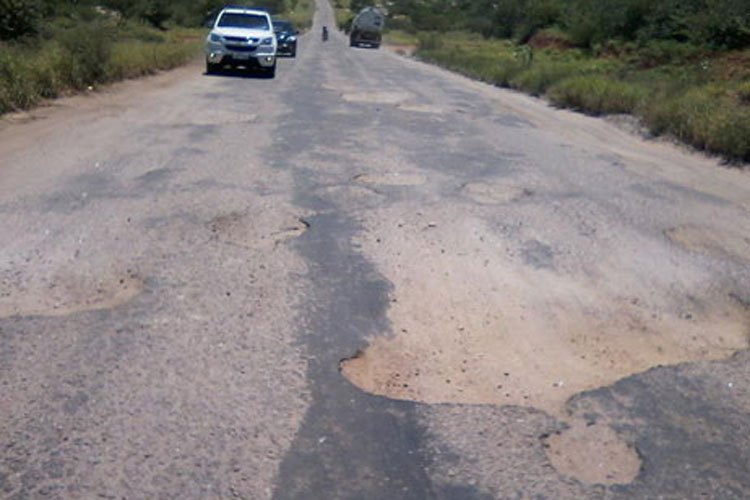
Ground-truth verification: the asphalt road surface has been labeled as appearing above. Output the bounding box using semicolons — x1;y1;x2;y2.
2;1;750;499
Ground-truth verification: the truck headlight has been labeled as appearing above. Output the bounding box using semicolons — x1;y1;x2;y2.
261;37;274;45
209;33;221;42
287;36;296;42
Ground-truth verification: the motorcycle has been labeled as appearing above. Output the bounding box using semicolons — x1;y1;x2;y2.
322;26;329;41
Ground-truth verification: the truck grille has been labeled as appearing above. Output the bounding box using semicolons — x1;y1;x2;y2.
224;36;259;43
226;45;256;52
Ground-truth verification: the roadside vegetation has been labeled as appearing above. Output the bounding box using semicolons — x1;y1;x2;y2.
0;0;313;115
286;0;315;29
344;0;750;162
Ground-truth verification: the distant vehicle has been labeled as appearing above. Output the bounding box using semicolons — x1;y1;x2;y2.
273;19;298;57
205;7;277;77
349;7;384;48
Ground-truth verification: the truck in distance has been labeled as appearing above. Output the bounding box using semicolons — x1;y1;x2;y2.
349;7;385;48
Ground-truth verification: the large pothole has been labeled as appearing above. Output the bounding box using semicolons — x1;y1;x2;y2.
0;270;142;318
339;207;749;486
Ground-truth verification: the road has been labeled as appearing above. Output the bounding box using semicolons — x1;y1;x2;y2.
2;1;750;498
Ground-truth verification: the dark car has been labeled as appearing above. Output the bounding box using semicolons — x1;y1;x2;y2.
273;20;298;57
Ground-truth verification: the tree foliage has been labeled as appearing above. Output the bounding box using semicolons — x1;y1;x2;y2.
1;0;291;40
385;0;750;49
0;0;40;40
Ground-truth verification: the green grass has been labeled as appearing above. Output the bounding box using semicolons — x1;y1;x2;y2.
547;75;647;115
642;84;750;160
384;29;419;46
286;0;315;29
510;61;588;95
333;0;352;30
0;22;202;114
414;32;750;162
417;33;523;86
107;34;202;81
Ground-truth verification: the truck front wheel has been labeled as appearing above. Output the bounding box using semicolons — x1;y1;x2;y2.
206;60;220;74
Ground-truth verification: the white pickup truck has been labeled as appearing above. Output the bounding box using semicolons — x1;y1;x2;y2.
205;7;277;77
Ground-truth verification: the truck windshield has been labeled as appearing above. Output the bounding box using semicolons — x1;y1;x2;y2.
218;13;269;30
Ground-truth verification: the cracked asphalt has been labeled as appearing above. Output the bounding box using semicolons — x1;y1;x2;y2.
1;0;750;498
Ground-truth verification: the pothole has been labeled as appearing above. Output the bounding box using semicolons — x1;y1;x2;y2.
338;209;749;486
339;212;749;415
543;420;641;485
666;225;750;263
339;281;748;413
208;211;245;239
272;217;310;244
342;91;410;105
0;270;142;318
460;182;532;204
352;172;426;186
208;211;309;249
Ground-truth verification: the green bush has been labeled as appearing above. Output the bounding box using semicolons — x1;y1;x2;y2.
107;38;198;79
286;0;314;29
514;0;564;42
99;0;172;28
384;0;750;50
707;111;750;161
643;86;750;161
418;45;524;88
635;40;706;67
0;0;39;40
686;0;750;49
417;32;444;51
0;52;36;112
489;59;525;87
737;81;750;104
509;60;586;94
28;51;62;98
55;22;113;88
547;74;646;114
0;22;202;115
